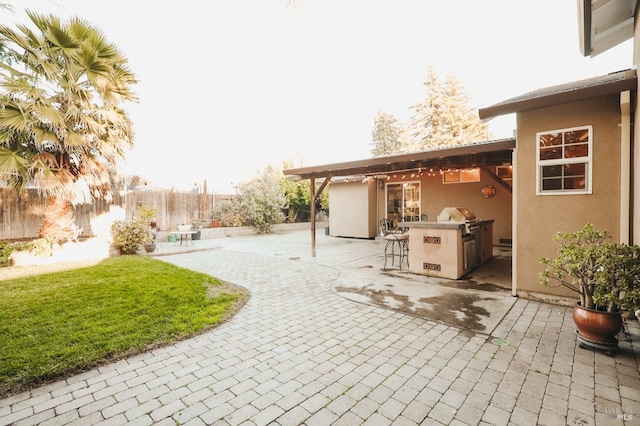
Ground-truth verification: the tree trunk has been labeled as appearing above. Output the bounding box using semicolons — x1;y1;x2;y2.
40;197;79;243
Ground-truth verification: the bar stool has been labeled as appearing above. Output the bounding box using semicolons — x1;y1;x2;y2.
380;219;409;269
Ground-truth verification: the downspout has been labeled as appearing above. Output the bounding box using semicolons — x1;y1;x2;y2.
620;90;631;244
511;147;518;297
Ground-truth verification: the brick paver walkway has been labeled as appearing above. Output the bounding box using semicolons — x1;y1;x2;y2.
1;236;639;425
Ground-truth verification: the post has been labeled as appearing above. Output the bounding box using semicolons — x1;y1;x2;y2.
310;176;331;258
311;178;316;257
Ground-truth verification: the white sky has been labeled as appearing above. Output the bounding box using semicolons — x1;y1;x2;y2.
7;0;634;193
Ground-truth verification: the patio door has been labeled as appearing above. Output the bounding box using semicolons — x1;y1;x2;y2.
386;182;420;226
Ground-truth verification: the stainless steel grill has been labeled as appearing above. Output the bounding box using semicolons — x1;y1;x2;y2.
437;207;479;234
437;207;481;271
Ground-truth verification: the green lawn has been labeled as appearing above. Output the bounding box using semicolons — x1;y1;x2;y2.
0;256;249;397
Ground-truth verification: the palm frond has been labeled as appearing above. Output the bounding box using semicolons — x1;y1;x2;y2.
0;146;28;175
0;11;137;202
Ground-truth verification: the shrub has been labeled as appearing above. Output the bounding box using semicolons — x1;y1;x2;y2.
235;165;285;233
110;219;153;255
540;222;640;312
26;237;59;258
214;200;245;228
0;241;32;267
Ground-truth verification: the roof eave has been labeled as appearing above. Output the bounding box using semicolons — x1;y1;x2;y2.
578;0;637;58
479;70;637;121
578;0;592;56
284;139;516;180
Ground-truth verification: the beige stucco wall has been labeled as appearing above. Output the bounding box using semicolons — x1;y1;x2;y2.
515;95;622;299
376;170;512;245
329;180;377;238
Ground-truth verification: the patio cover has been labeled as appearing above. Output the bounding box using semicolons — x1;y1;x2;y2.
283;138;516;256
284;138;515;181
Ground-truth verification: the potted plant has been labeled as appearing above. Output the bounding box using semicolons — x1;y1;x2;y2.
136;205;158;230
539;223;640;354
143;228;157;253
191;221;201;240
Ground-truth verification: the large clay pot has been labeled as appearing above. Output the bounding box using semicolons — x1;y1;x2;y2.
573;303;623;353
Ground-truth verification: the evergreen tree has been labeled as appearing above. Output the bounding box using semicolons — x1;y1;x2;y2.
370;109;402;157
395;66;491;153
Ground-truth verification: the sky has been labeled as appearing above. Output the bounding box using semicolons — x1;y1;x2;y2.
6;0;635;193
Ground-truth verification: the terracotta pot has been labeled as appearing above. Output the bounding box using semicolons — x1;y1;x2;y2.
572;303;623;344
143;244;156;253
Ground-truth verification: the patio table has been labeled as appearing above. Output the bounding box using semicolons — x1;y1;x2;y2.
169;230;198;246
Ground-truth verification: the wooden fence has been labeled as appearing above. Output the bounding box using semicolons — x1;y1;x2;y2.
0;189;220;241
123;190;218;230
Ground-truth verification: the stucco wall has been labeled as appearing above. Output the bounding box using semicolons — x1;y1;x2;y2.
375;171;513;245
515;95;622;299
329;180;377;238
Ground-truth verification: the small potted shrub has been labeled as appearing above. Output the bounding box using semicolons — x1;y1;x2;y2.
191;221;201;240
136;205;158;229
540;223;640;354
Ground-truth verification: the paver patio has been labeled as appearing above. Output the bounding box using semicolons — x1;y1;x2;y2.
0;231;639;425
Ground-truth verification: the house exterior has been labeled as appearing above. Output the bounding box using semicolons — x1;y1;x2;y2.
284;2;640;303
479;69;635;301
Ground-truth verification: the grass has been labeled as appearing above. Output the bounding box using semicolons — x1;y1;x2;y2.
0;256;249;397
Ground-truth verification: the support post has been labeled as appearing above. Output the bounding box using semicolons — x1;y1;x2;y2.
309;176;331;258
311;178;316;257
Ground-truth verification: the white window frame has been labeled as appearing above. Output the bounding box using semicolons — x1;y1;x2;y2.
536;125;593;195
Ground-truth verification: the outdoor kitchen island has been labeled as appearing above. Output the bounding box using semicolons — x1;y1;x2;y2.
404;207;494;279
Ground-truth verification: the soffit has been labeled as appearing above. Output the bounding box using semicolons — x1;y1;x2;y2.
579;0;637;57
283;139;515;181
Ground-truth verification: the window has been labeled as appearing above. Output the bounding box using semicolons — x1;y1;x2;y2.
496;165;512;181
386;182;420;225
536;126;592;195
442;168;480;184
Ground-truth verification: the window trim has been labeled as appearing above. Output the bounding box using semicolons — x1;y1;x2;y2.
536;125;593;195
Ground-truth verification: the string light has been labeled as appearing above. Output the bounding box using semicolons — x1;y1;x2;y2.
351;166;512;182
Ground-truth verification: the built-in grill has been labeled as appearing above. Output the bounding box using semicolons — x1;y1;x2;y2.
436;207;481;272
437;207;480;235
403;207;494;279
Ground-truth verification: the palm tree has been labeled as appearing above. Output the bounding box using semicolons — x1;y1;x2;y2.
0;11;137;242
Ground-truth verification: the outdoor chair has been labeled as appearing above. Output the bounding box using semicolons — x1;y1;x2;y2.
380;218;409;269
